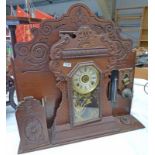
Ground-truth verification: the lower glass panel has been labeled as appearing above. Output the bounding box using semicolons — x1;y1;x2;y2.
72;89;100;125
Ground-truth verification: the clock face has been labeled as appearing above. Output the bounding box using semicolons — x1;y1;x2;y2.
72;65;99;94
71;64;100;125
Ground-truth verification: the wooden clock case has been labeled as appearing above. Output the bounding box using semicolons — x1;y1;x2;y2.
13;4;144;154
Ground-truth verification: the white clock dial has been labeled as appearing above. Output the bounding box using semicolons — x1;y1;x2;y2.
72;65;99;94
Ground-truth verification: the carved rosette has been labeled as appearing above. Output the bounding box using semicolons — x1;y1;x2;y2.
29;43;49;63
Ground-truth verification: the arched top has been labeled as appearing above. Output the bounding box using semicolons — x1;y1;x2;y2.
14;3;132;72
66;3;95;17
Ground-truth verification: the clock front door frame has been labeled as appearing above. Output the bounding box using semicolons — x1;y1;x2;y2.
67;62;104;127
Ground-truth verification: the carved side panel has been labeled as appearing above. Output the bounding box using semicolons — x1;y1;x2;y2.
14;22;61;71
15;42;50;72
16;97;50;152
14;29;60;72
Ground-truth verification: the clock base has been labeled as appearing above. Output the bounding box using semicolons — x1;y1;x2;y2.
18;114;144;154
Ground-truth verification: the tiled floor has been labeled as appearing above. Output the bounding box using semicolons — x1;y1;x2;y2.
6;78;148;155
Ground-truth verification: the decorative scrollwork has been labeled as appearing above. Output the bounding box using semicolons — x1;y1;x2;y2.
24;43;49;68
53;49;62;59
17;46;29;57
49;60;60;72
90;24;106;34
50;34;71;60
106;24;114;33
39;38;49;43
31;43;48;59
15;43;50;71
14;3;133;73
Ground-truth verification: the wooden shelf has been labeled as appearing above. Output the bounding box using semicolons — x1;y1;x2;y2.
117;16;141;20
115;6;148;48
134;67;148;80
139;6;148;47
117;7;144;10
140;40;148;42
121;27;140;32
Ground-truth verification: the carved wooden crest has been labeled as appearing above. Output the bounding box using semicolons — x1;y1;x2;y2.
49;25;132;83
14;3;132;72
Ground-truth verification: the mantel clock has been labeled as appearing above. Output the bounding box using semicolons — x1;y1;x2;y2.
13;4;144;154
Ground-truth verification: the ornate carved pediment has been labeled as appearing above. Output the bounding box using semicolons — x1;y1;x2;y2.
50;26;109;60
49;25;132;81
50;26;132;59
14;3;132;72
